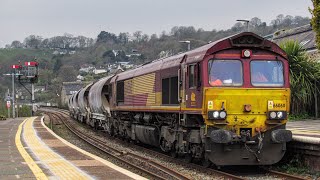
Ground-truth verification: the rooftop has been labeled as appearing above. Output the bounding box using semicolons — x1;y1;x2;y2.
272;24;317;52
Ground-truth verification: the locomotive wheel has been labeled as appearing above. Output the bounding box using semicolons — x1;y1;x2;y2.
109;126;115;136
202;159;211;168
170;142;178;158
170;149;178;158
184;153;193;163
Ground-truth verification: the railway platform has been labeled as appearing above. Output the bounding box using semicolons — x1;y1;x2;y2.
286;119;320;172
0;117;146;179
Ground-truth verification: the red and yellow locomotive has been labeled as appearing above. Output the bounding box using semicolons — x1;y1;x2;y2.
70;32;292;166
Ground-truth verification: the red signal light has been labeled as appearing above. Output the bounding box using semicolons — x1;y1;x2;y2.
11;65;22;69
25;61;38;66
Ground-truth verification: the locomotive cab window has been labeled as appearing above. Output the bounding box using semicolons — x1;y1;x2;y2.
250;60;284;87
162;76;179;105
208;60;243;86
188;64;196;88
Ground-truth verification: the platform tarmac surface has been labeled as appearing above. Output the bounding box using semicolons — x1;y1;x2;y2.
0;118;35;179
0;117;146;179
287;119;320;143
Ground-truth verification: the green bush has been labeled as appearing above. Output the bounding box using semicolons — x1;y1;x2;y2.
18;105;32;117
0;102;32;118
280;40;320;116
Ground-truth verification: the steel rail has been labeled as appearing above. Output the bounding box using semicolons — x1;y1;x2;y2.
45;110;189;180
46;108;308;180
266;169;308;180
45;108;246;180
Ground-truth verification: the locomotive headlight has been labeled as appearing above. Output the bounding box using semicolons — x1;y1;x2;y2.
213;111;219;118
268;111;287;120
208;110;228;120
242;49;252;58
277;111;283;118
219;111;227;119
270;111;277;119
243;50;251;57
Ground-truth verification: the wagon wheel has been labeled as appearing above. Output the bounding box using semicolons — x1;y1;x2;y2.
170;142;178;158
184;153;193;163
159;138;167;152
202;159;211;168
109;125;115;136
201;153;212;168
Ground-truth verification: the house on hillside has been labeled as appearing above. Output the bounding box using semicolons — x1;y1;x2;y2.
79;66;95;74
60;82;83;106
93;68;107;75
272;24;318;56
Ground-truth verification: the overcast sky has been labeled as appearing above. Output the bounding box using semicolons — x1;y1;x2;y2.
0;0;313;47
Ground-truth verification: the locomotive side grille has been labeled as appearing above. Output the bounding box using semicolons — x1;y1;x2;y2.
132;73;156;105
124;79;133;105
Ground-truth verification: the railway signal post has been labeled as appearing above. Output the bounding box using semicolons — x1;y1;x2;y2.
19;61;39;116
3;61;39;117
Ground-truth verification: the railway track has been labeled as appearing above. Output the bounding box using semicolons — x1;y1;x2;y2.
42;108;309;180
45;110;190;180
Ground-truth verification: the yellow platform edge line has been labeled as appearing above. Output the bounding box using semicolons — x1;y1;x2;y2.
15;117;48;180
27;117;90;179
41;116;147;180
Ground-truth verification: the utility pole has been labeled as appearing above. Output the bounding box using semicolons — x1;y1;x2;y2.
32;83;35;116
16;90;19;118
7;89;10;118
12;73;15;119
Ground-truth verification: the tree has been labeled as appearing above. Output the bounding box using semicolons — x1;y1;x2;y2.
118;32;129;44
133;31;143;42
11;40;23;48
150;34;158;41
97;31;117;44
115;50;128;62
141;34;149;42
282;15;294;27
249;17;262;28
310;0;320;48
53;57;63;73
170;26;196;39
40;38;49;49
102;50;116;63
57;65;77;82
231;22;243;32
24;35;42;49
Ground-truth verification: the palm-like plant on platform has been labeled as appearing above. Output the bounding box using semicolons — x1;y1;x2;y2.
280;40;320;115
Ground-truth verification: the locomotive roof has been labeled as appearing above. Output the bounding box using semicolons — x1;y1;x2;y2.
115;32;287;81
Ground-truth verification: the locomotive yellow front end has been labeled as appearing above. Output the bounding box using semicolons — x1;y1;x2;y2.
203;45;292;165
204;88;291;165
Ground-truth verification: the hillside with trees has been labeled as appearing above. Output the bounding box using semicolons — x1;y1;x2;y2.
0;14;311;105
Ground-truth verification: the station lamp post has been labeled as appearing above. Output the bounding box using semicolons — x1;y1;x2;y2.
237;19;250;32
179;40;191;51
